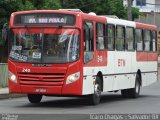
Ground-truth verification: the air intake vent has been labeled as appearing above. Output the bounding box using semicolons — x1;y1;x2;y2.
18;72;65;86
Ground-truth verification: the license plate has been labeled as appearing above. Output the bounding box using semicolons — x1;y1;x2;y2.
35;88;47;93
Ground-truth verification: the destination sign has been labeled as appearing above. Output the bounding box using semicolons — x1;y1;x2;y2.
28;17;66;24
14;13;75;25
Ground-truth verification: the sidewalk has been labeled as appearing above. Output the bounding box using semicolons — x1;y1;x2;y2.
0;87;9;94
0;88;26;99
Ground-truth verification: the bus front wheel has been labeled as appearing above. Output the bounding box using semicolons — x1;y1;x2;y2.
27;94;42;103
88;76;102;105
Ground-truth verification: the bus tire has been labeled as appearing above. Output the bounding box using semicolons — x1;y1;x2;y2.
121;74;141;98
27;94;42;103
121;89;129;98
88;76;102;105
129;74;141;98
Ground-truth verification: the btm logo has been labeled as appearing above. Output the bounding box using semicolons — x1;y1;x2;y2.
118;59;125;67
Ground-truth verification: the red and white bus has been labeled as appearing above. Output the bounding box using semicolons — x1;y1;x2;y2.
8;9;158;105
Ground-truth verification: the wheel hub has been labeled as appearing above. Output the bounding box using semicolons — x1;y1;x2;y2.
135;81;139;93
94;84;101;97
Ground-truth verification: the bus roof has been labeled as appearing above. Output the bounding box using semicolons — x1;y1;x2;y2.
10;10;157;30
106;17;135;27
11;10;82;15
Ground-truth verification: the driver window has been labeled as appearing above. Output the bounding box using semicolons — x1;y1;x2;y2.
83;21;94;63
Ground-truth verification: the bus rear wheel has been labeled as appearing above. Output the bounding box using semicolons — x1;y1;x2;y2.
88;76;102;105
121;74;141;98
27;94;42;103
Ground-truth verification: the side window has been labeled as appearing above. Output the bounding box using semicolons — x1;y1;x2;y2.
116;26;125;51
126;27;134;51
96;23;106;50
84;22;94;51
144;30;151;51
151;31;157;52
83;21;94;63
135;29;143;51
107;24;115;50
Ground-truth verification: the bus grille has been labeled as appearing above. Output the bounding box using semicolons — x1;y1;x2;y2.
18;73;65;86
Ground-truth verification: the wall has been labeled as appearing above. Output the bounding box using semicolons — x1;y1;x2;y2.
0;63;8;88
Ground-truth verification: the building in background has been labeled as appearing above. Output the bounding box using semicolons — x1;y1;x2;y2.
123;0;160;53
123;0;160;12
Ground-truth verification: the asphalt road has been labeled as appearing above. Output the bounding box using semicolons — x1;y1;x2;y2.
0;69;160;119
0;81;160;114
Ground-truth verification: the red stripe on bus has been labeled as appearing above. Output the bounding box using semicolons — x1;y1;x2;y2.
136;52;158;61
136;23;157;30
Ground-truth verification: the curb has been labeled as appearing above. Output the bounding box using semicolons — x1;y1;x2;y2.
0;94;26;100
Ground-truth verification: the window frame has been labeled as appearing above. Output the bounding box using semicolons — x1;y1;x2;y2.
143;29;151;52
106;24;115;51
150;30;157;52
125;26;135;51
135;28;143;51
96;22;107;51
83;21;94;52
116;25;125;51
136;0;146;6
83;20;94;64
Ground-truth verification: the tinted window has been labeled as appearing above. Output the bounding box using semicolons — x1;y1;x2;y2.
126;27;134;50
84;22;94;51
83;21;94;63
151;31;157;52
107;24;115;50
144;30;151;51
136;0;146;6
116;26;125;51
96;23;106;50
135;29;143;51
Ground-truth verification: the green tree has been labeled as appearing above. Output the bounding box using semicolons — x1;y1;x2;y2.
132;7;140;20
17;0;36;11
62;0;139;20
42;0;61;9
62;0;127;19
28;0;61;10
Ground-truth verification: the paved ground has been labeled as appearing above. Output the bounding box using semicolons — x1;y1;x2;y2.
0;88;8;94
0;79;160;114
0;81;160;114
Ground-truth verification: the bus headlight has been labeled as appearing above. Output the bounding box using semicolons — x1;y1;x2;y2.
66;72;80;85
8;71;17;83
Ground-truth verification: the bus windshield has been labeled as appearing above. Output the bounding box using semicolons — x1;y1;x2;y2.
9;28;80;63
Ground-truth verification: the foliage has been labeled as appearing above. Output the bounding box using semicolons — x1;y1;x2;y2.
0;0;140;28
17;0;36;11
132;7;140;20
42;0;61;9
62;0;128;18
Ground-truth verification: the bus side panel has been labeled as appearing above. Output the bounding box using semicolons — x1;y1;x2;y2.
82;74;94;95
82;50;108;95
112;51;133;90
136;52;158;86
103;51;115;92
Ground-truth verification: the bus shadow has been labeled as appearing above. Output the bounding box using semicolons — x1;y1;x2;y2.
19;93;154;108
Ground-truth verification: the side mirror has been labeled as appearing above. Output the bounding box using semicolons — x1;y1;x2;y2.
2;23;8;42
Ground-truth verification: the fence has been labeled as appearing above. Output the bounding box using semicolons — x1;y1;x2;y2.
0;63;8;88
